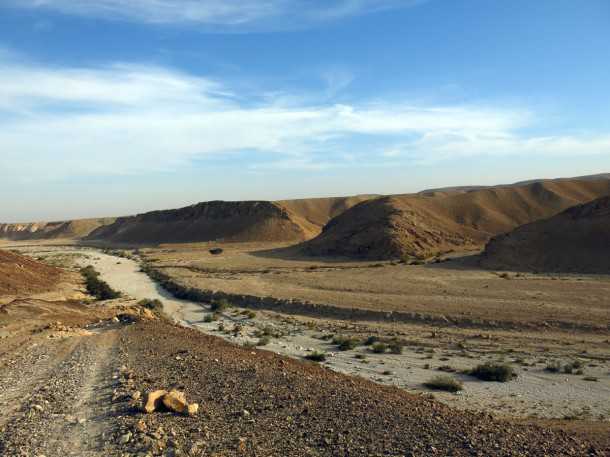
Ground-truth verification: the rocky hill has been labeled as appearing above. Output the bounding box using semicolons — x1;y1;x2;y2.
1;196;374;246
481;196;610;273
85;201;308;244
304;178;610;260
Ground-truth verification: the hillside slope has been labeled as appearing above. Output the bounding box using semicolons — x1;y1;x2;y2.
0;218;115;241
481;196;610;273
1;196;374;245
86;201;309;244
0;249;61;296
304;179;610;260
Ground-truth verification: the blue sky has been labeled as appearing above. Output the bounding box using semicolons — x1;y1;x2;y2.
1;0;610;221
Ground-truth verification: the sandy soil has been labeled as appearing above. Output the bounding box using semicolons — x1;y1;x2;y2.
141;242;610;330
14;245;610;422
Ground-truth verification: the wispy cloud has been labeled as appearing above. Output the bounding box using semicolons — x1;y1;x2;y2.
6;0;422;29
0;54;608;180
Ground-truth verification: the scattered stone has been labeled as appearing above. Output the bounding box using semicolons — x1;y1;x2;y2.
119;432;132;445
187;403;199;416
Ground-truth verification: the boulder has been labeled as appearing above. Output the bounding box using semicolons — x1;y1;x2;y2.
162;389;188;414
144;389;167;414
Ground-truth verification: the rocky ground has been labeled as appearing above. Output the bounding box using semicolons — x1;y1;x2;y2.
26;246;608;421
1;244;609;456
0;302;608;456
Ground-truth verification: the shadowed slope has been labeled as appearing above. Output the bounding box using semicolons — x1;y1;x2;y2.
304;179;610;260
482;196;610;273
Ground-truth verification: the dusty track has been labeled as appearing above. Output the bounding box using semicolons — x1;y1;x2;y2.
0;329;124;456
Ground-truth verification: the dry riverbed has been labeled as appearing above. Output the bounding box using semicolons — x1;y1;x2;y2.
15;245;610;422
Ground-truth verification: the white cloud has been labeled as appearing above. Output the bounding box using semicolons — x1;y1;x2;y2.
6;0;422;28
0;55;607;180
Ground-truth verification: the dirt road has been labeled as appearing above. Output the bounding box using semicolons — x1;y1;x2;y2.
0;326;124;456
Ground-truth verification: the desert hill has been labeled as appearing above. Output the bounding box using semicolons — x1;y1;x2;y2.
0;218;115;241
0;249;62;296
0;197;375;245
85;196;376;245
303;178;610;260
419;172;610;196
481;196;610;273
86;201;308;244
277;195;378;234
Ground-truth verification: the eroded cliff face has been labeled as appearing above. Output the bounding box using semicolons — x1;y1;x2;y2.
0;219;115;241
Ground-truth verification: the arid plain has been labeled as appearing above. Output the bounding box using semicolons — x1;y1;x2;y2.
1;175;610;456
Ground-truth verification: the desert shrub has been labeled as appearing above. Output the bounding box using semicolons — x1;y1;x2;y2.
81;266;121;300
354;354;367;360
305;351;327;362
389;342;404;354
583;376;598;382
364;336;380;346
254;325;282;338
544;361;562;373
256;336;271;346
138;298;163;311
424;375;463;393
468;363;515;382
245;310;257;319
203;313;219;323
371;342;388;354
382;370;393;375
209;248;223;255
211;299;231;312
563;360;583;374
333;335;359;351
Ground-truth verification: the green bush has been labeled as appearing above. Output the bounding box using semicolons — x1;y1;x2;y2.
256;336;271;346
81;266;120;300
138;298;163;311
254;325;283;339
371;342;389;354
305;351;327;362
424;375;463;392
468;363;515;382
389;342;404;354
364;336;380;346
544;361;562;373
211;299;231;312
333;335;359;351
203;313;219;323
563;360;583;374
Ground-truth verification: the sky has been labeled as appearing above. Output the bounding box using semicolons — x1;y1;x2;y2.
1;0;610;222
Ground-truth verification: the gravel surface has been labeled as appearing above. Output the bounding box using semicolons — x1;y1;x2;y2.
111;319;607;456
